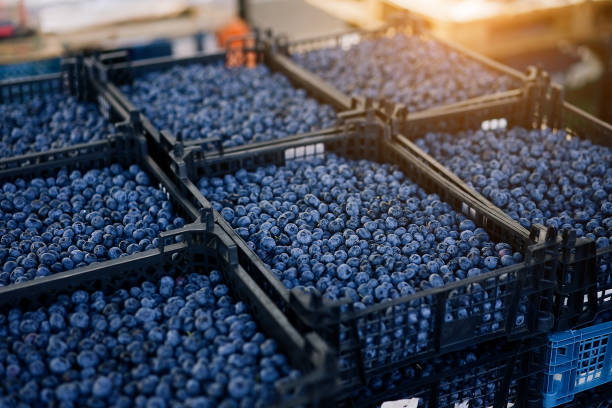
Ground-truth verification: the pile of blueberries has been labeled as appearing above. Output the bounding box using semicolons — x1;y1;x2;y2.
0;94;116;158
416;127;612;248
199;154;525;361
121;63;337;149
0;271;299;407
0;164;184;286
292;34;518;113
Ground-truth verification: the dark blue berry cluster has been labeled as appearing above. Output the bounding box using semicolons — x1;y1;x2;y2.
0;271;298;407
199;154;525;353
416;127;612;249
292;34;518;112
0;164;183;286
121;63;337;149
0;94;115;158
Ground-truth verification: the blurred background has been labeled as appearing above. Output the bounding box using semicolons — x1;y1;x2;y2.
0;0;611;121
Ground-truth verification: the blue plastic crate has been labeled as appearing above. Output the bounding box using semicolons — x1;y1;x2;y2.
544;320;612;407
0;58;62;80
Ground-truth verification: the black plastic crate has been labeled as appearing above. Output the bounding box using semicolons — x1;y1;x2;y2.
0;130;210;297
391;77;612;332
559;383;612;408
164;118;559;393
554;105;612;329
275;17;529;119
0;58;135;168
0;222;337;407
85;34;365;164
339;336;546;408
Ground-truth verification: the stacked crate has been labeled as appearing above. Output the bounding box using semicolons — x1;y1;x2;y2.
0;58;336;407
87;26;558;407
3;15;612;407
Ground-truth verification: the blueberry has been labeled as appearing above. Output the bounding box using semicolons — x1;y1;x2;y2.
56;382;79;401
135;308;156;323
260;366;279;383
49;357;71;374
77;350;99;368
428;274;444;288
228;377;251;399
69;311;90;329
337;264;352;280
92;376;113;397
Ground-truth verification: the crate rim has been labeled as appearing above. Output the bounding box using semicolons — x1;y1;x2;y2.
0;71;63;87
548;320;612;345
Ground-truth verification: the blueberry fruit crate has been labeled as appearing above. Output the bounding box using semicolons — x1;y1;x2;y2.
543;320;612;407
275;16;529;120
0;57;137;169
390;74;612;332
0;220;337;407
84;33;365;163
164;117;560;395
340;336;546;408
389;67;562;218
0;127;208;292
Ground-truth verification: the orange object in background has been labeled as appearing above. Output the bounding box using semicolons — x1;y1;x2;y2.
216;18;249;48
216;18;257;68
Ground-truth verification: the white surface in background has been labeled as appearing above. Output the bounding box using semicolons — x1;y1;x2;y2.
172;36;198;57
562;46;604;89
384;0;584;22
188;0;237;8
381;398;420;408
171;33;221;57
36;0;189;33
380;396;517;408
